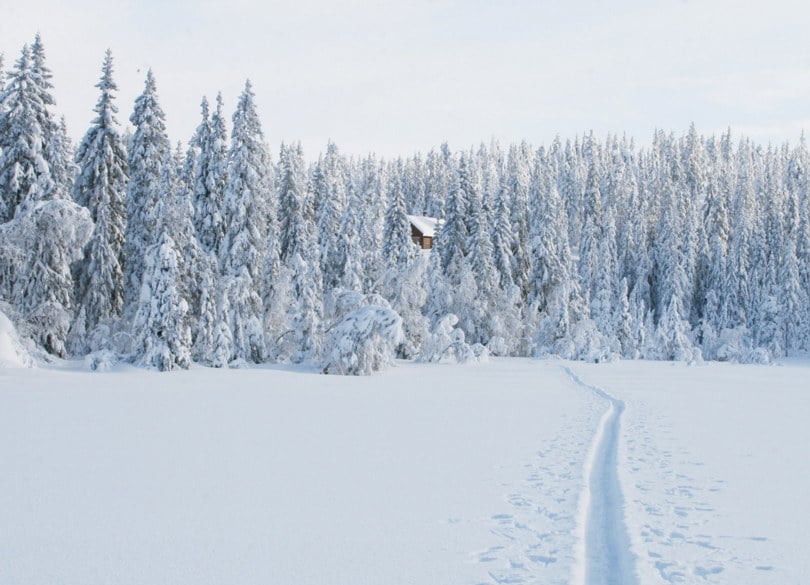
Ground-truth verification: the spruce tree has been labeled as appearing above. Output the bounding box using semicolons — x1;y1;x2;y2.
316;141;347;292
0;45;54;221
194;93;228;257
131;158;191;371
337;180;365;293
124;70;170;317
69;50;129;354
217;81;269;365
382;166;415;269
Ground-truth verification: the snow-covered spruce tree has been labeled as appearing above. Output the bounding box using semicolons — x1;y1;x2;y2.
290;247;324;364
382;165;416;269
69;50;129;355
788;139;810;349
168;143;204;338
649;176;696;360
437;153;468;283
124;70;171;319
404;154;427;216
189;95;229;364
0;200;93;357
463;156;511;349
194;93;228;257
491;183;516;291
260;156;282;360
0;45;54;222
423;145;449;219
131;156;191;371
192;251;220;364
479;141;504;223
419;313;488;364
559;138;585;247
526;181;584;357
357;155;386;292
697;164;730;356
0;40;94;358
49;117;76;201
315;141;347;294
577;161;603;311
336;180;365;293
505;142;533;298
380;166;426;356
216;81;269;365
590;205;619;348
272;141;324;363
681;124;707;325
321;305;403;375
30;34;73;203
724;140;758;338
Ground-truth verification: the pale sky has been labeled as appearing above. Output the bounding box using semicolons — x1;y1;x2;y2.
2;0;810;157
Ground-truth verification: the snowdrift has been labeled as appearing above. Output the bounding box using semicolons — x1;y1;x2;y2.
0;310;34;368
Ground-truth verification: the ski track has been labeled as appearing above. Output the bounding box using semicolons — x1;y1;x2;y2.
471;368;604;585
564;366;639;585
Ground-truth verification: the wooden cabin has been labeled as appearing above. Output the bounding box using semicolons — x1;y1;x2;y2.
407;215;441;250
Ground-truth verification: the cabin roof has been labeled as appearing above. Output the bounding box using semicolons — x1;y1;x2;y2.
406;215;442;237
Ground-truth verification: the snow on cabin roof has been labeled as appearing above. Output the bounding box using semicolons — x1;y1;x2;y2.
407;215;442;237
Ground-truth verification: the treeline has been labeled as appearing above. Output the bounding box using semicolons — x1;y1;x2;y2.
1;37;809;371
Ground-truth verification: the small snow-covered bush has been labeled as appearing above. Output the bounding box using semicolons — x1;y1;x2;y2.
745;347;772;365
419;314;489;364
84;350;118;372
486;336;508;356
321;305;404;375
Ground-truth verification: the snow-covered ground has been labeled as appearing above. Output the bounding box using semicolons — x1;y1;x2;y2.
1;357;808;584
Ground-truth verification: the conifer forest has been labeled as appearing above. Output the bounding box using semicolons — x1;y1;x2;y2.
2;36;810;373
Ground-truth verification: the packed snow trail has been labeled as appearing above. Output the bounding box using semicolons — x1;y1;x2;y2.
564;366;638;585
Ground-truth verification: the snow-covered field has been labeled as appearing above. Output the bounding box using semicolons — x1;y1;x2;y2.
1;358;808;584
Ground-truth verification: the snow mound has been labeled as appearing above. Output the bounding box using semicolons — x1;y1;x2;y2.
0;310;35;368
420;314;489;364
321;305;404;375
83;350;119;372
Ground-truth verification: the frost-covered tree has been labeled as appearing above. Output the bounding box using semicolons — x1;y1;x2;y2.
314;141;347;292
382;166;416;269
272;141;324;363
491;184;516;291
168;144;204;333
0;45;54;221
505;143;532;296
527;181;583;355
48;117;75;201
438;154;468;279
217;81;269;365
124;70;170;317
131;165;191;371
321;304;403;375
462;157;504;346
69;50;129;354
277;142;310;264
337;180;365;293
0;200;93;357
357;155;386;291
30;34;73;202
194;93;228;257
379;166;427;355
578;161;604;308
290;248;324;363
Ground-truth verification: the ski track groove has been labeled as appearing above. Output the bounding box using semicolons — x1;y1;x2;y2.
563;366;639;585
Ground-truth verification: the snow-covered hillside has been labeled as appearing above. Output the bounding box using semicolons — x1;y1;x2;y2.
1;358;807;584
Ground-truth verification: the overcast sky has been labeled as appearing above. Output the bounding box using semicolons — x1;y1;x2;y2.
2;0;810;157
